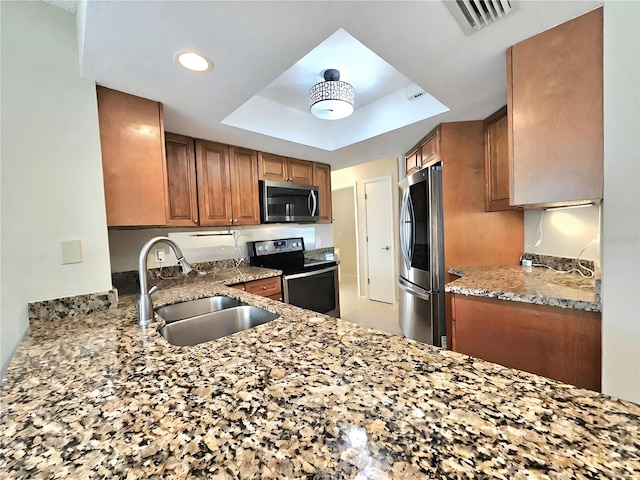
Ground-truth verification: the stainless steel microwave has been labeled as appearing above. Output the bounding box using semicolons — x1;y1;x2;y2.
260;180;320;223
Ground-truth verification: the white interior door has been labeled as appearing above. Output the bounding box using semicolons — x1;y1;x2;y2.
364;177;395;304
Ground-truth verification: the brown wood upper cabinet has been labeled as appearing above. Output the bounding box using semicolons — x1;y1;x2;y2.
97;86;167;226
405;148;419;176
405;127;440;176
420;128;440;168
165;133;198;226
195;140;260;227
507;7;603;207
258;152;313;184
313;162;332;223
483;106;517;212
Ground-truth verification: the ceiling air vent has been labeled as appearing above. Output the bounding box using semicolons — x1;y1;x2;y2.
444;0;521;35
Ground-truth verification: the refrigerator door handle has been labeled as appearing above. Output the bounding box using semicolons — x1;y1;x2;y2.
399;276;432;301
399;189;412;270
407;194;416;262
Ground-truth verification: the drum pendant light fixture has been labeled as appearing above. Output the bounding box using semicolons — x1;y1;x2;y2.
309;69;355;120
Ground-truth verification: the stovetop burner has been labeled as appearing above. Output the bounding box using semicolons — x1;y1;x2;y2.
247;237;337;274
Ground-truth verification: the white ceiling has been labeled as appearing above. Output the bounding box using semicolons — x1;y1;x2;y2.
74;0;601;170
221;28;450;151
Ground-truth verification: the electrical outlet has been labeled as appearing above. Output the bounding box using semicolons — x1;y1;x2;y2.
155;248;165;262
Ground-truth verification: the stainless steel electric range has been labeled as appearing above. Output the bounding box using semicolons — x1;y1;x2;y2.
247;237;340;318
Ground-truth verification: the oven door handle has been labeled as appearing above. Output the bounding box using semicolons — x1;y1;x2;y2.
283;265;337;280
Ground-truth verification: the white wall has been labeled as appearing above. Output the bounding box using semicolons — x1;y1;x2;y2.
332;187;358;277
601;1;640;404
523;205;601;262
332;158;399;297
0;1;112;378
108;224;334;273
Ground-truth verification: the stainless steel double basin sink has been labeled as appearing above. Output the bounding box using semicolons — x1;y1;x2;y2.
155;296;280;346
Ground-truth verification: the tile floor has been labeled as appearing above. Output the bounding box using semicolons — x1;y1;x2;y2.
338;274;403;336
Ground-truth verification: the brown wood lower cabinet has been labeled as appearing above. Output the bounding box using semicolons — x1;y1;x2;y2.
231;276;282;301
450;294;601;391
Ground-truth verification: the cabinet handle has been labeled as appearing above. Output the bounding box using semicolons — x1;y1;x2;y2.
242;287;246;291
194;218;198;224
262;286;267;290
229;219;233;223
382;246;390;250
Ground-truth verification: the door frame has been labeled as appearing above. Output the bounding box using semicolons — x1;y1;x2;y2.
331;184;361;297
363;175;396;304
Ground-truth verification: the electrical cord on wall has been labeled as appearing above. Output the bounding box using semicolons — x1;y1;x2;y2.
233;230;244;270
530;238;597;279
534;210;545;247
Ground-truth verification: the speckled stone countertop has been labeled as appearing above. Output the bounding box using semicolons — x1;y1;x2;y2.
2;268;638;478
445;265;601;312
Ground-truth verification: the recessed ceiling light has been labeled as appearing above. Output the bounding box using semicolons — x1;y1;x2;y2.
175;51;212;72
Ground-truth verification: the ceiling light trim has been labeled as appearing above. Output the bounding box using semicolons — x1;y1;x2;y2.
175;51;212;72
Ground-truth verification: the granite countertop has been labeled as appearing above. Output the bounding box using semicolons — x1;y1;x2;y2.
445;265;601;312
2;267;638;478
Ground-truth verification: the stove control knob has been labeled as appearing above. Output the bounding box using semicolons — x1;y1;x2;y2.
292;242;298;247
264;246;269;251
257;246;263;252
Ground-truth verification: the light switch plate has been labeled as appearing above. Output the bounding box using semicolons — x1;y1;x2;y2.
60;239;83;264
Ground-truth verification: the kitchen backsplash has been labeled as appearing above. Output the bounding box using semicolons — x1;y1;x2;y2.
28;289;118;323
520;252;596;277
112;248;336;295
523;204;601;262
108;223;334;273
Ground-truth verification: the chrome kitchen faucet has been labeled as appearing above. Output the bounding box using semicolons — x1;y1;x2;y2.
138;237;192;327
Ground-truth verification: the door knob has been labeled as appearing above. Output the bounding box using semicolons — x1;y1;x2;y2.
382;246;390;250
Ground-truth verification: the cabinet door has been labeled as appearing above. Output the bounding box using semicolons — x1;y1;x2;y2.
508;8;603;206
420;128;440;167
287;158;313;185
484;107;517;212
257;152;288;182
165;132;198;226
97;86;167;226
451;294;601;391
313;162;332;223
405;148;419;176
229;146;260;225
195;140;232;226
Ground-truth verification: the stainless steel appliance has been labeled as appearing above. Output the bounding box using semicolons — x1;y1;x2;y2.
248;238;340;317
259;181;319;223
398;164;445;346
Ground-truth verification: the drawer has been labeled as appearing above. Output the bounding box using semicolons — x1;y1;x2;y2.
267;293;283;302
245;276;282;297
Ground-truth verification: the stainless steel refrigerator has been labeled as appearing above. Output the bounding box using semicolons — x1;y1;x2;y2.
398;163;445;346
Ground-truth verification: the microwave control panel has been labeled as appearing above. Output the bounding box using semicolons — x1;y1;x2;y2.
250;238;305;257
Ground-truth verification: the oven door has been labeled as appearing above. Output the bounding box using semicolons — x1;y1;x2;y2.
282;265;340;317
